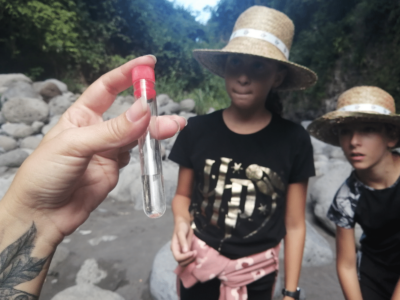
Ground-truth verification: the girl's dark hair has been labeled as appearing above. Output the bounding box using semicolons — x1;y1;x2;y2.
265;91;283;115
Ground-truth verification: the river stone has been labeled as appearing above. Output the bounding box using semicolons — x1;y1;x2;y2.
103;96;131;120
2;123;35;138
179;111;197;119
42;115;61;135
0;74;32;88
49;92;76;117
40;81;62;102
2;97;49;124
45;78;68;93
0;136;17;152
0;168;18;200
279;221;333;267
150;242;178;300
0;149;29;167
179;99;195;112
309;161;352;233
31;121;45;133
0;82;41;104
159;101;181;115
76;259;107;285
20;135;43;149
109;160;141;203
51;284;125;300
157;94;172;107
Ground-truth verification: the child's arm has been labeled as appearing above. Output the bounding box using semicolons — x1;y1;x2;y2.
336;226;363;300
171;166;197;266
283;180;307;298
391;279;400;300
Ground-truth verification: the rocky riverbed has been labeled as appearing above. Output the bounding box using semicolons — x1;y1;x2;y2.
0;73;351;299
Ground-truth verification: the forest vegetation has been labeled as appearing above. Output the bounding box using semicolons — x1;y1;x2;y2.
1;0;399;118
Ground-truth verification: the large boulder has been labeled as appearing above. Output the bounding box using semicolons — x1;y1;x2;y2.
40;81;62;102
157;94;172;107
1;123;35;139
42;115;61;135
0;82;41;104
0;149;29;167
308;161;352;233
108;160;141;204
159;101;180;115
2;97;49;125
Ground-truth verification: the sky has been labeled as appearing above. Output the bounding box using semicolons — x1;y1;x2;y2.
168;0;220;24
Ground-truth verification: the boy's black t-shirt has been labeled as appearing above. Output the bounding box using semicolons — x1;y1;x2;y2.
328;171;400;274
169;110;315;259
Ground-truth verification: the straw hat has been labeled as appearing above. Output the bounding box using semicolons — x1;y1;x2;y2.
193;6;317;91
307;86;400;146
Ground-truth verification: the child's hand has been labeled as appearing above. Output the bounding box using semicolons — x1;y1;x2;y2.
171;220;197;266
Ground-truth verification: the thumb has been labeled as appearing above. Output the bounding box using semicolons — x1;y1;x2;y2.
178;226;190;253
67;100;150;156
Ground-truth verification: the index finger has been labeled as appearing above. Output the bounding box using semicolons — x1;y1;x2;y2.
76;55;157;116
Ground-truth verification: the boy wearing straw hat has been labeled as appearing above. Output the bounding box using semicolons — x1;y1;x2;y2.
308;86;400;300
169;6;317;300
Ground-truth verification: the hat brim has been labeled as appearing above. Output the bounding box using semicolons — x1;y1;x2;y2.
193;49;317;91
307;111;400;146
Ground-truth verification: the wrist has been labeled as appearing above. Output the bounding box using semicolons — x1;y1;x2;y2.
282;287;301;300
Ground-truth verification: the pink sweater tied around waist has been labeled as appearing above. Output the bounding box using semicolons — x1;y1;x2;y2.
175;235;280;300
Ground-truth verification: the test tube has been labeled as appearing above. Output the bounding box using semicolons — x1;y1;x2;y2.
132;65;166;218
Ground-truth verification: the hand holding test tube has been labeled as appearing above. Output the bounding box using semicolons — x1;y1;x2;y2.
132;66;166;218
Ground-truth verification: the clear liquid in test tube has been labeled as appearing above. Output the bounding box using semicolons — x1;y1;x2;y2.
132;65;165;218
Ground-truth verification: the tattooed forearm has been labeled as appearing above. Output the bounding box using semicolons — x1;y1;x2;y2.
0;223;48;300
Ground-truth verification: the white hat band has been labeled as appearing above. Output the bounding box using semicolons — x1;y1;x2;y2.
338;103;392;115
230;28;290;59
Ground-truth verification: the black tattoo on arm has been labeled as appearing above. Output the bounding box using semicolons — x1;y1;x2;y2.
0;223;48;300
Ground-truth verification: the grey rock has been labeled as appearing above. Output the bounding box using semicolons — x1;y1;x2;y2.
49;92;76;117
108;160;141;204
0;136;17;151
0;168;18;200
280;222;333;267
157;94;171;107
179;99;195;112
45;78;68;93
159;101;181;115
309;162;352;233
2;123;35;138
122;95;134;104
0;74;32;87
0;149;29;167
76;259;107;285
49;245;70;273
31;121;45;133
51;284;125;300
32;81;44;94
40;81;62;102
1;82;41;104
2;97;49;124
20;135;43;149
301;120;312;129
103;96;131;120
0;113;6;125
42;115;61;135
150;242;178;300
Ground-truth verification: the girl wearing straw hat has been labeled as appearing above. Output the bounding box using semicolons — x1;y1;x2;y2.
169;6;317;300
308;86;400;300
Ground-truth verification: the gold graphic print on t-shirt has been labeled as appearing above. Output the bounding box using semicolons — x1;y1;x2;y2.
198;158;284;239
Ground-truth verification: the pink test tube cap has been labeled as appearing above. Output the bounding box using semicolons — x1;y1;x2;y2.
132;65;155;83
132;65;156;99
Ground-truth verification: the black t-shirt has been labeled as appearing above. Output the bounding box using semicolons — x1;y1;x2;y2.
328;171;400;274
169;110;315;259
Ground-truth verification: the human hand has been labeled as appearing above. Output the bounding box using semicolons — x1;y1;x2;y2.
171;219;197;266
0;55;187;246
